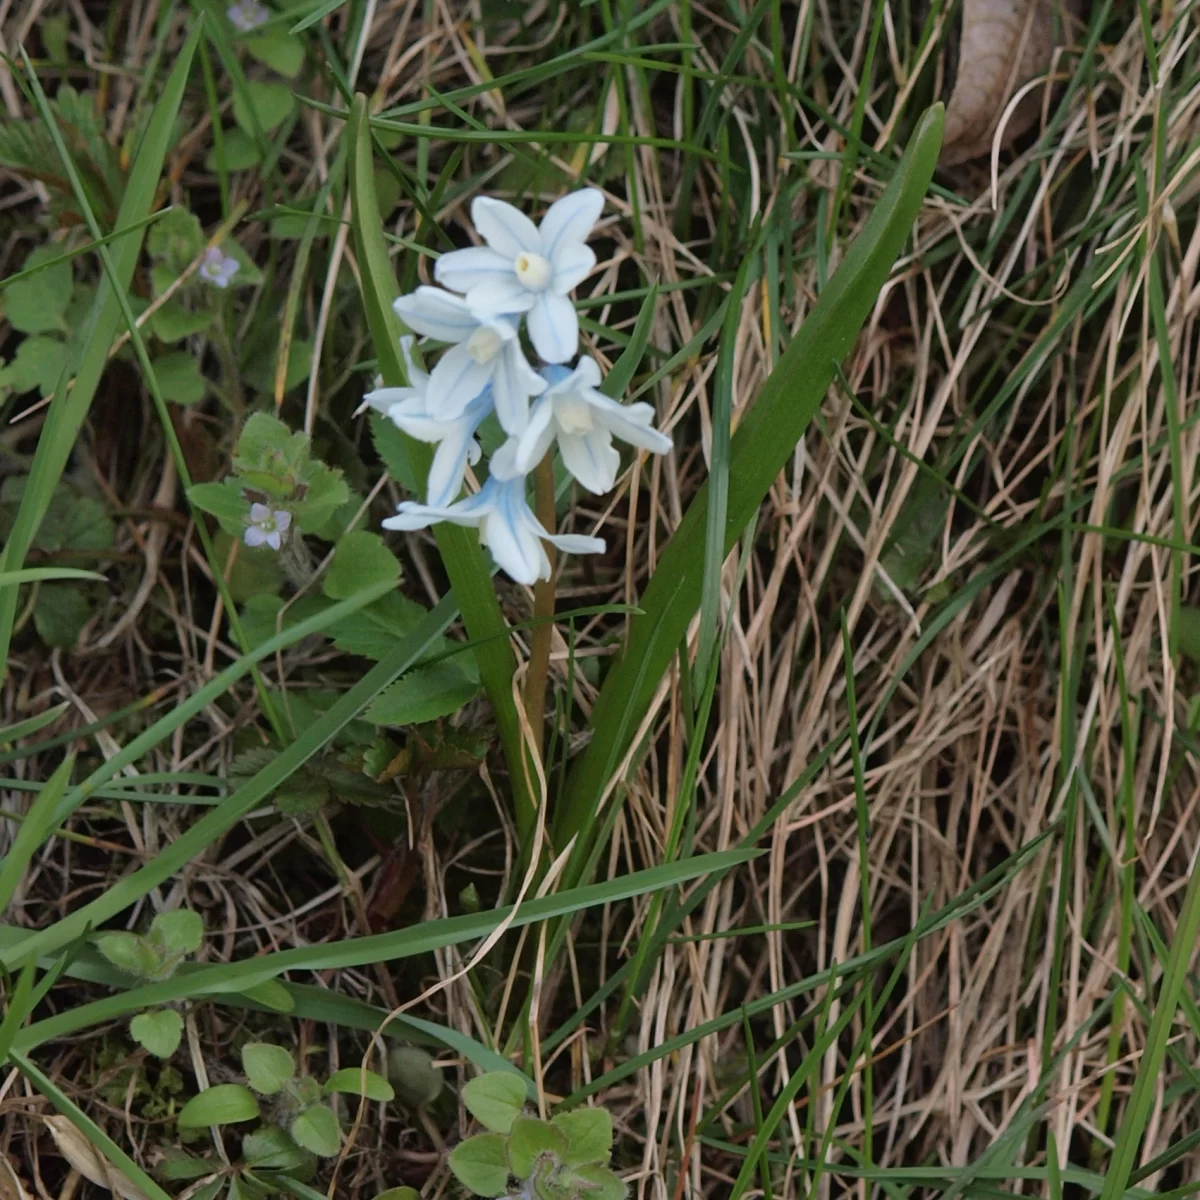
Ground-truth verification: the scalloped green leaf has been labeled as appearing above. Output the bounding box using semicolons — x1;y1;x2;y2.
130;1008;183;1058
462;1071;526;1134
448;1132;509;1197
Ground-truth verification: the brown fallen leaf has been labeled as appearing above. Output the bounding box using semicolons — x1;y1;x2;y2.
0;1150;31;1200
940;0;1083;166
41;1117;150;1200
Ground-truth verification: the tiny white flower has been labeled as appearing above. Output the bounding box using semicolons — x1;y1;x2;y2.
382;441;604;585
244;503;291;551
227;0;270;32
199;246;240;288
434;189;605;364
392;287;544;433
514;358;672;493
361;338;493;507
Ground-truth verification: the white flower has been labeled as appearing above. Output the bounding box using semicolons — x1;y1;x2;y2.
362;338;492;507
199;246;239;288
392;287;544;433
382;442;604;585
514;358;672;493
434;189;604;364
244;503;291;551
227;0;270;32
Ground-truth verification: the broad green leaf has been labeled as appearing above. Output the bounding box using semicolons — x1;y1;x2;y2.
94;931;159;978
556;104;946;855
364;661;478;727
204;129;261;172
347;95;529;837
324;532;401;600
447;1132;509;1197
373;1190;419;1200
187;480;250;533
289;1105;341;1157
245;33;305;78
150;300;212;343
241;1042;295;1094
462;1071;526;1134
148;909;204;956
571;1164;625;1200
0;335;67;396
292;465;349;534
507;1116;567;1178
551;1108;612;1166
33;583;91;649
0;27;202;680
323;1067;394;1102
5;244;73;333
177;1084;260;1128
242;1125;314;1171
239;979;295;1012
233;81;295;135
146;207;206;272
153;352;207;405
157;1148;215;1181
130;1008;183;1058
370;410;418;494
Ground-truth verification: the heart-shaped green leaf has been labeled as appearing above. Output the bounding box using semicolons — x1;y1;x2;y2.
290;1104;341;1157
462;1071;527;1133
448;1132;509;1197
130;1008;183;1058
552;1107;613;1166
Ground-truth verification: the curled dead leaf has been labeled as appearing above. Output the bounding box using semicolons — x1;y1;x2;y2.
940;0;1083;166
41;1116;149;1200
0;1151;31;1200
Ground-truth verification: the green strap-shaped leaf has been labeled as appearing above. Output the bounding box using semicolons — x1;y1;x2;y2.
0;25;202;680
555;104;946;853
346;94;531;831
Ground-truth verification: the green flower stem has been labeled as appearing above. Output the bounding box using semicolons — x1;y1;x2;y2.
523;455;559;799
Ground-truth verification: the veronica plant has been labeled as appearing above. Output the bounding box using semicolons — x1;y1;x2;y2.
448;1073;623;1200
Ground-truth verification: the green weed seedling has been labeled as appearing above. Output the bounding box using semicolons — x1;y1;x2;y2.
176;1041;394;1162
449;1073;623;1200
93;909;204;1058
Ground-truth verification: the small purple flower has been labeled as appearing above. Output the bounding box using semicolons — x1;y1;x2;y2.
227;0;270;32
244;503;292;551
199;246;240;289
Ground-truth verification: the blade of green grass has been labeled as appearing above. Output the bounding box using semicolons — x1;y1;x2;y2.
555;104;944;858
13;848;758;1049
346;93;533;839
0;754;73;915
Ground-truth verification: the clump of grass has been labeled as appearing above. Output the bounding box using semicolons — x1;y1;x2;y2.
2;2;1199;1199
